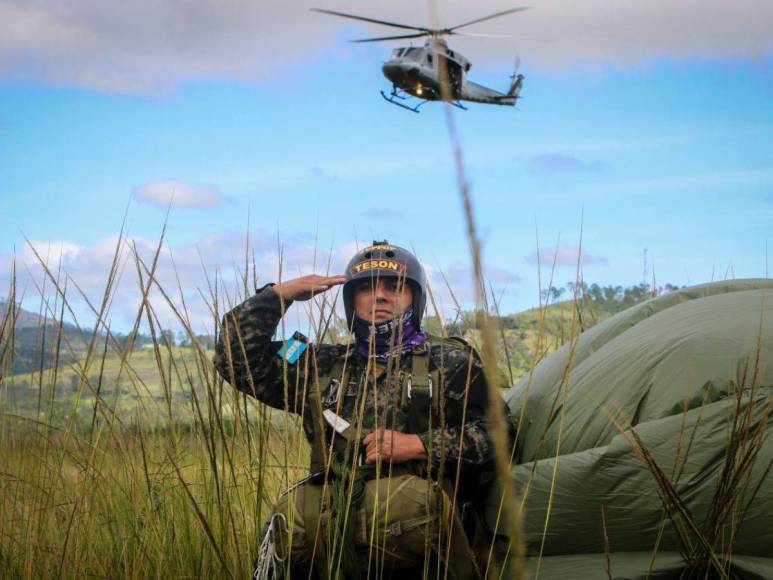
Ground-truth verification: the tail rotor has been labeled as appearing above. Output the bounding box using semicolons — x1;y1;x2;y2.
507;57;524;98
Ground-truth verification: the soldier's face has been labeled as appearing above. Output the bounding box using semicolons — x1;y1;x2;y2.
353;278;413;323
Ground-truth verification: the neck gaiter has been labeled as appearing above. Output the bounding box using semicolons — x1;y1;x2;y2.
353;306;428;362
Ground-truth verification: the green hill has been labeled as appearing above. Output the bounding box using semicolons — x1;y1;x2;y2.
1;299;89;375
1;345;220;428
1;282;675;429
431;282;679;383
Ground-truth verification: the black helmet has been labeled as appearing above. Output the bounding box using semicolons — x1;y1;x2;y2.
343;240;427;329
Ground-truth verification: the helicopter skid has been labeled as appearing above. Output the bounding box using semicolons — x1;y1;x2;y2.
380;89;468;113
380;90;423;113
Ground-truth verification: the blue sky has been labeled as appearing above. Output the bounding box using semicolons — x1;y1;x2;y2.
1;1;771;331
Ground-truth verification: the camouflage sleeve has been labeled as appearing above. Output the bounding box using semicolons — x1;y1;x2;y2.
213;285;331;414
417;352;496;470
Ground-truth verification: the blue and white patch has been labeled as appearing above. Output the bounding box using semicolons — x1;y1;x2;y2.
277;336;307;364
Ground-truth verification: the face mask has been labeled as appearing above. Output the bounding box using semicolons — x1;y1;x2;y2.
352;306;427;361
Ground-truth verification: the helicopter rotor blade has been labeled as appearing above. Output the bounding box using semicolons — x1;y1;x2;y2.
311;8;429;33
455;31;551;41
454;32;517;38
351;32;430;43
446;7;532;33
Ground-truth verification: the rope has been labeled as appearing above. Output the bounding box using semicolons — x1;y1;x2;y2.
253;512;289;580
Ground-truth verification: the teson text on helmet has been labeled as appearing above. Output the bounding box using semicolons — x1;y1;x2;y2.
351;259;405;275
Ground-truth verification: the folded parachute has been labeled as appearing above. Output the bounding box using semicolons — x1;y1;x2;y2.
487;279;773;579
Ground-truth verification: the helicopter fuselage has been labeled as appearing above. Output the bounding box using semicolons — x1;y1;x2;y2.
313;6;529;112
381;40;519;107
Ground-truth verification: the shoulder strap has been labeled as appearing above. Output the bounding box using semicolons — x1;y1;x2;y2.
432;334;512;389
403;341;444;435
428;333;478;357
406;349;432;434
404;333;483;435
307;356;348;474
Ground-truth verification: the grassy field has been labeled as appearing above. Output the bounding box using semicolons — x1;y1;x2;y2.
0;275;653;578
0;398;309;579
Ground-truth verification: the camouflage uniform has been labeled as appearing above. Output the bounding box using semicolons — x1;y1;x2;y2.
214;284;500;577
214;285;495;483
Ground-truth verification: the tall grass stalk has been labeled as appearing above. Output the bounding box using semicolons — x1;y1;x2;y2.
0;231;311;578
431;40;526;574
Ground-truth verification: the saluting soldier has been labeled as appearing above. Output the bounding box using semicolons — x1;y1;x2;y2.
214;241;504;579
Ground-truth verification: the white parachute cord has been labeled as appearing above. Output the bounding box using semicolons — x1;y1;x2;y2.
253;512;289;580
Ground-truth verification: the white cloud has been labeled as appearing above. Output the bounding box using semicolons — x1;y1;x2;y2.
2;233;528;333
21;240;81;268
132;180;227;209
0;0;771;94
525;246;609;268
2;232;372;333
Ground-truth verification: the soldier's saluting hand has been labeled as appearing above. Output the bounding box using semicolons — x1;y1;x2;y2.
272;274;346;302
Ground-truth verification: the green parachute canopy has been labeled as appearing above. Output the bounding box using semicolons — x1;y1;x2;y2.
487;279;773;579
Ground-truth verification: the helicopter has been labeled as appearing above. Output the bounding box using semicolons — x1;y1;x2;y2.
313;7;530;113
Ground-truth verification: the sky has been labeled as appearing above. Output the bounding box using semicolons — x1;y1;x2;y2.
1;0;772;334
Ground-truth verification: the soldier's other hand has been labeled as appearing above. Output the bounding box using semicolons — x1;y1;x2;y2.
363;429;428;464
272;275;346;302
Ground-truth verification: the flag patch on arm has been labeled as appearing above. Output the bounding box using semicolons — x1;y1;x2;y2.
277;332;308;364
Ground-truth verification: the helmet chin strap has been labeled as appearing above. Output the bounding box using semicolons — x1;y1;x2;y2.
353;306;428;361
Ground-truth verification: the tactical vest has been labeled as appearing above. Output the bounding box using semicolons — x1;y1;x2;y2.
300;335;484;579
306;335;476;474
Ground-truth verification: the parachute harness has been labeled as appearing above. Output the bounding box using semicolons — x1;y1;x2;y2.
253;511;289;580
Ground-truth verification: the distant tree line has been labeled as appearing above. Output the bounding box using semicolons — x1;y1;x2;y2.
3;321;216;376
111;331;216;351
541;282;681;316
437;282;681;335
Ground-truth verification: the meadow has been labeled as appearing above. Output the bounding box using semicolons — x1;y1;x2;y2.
0;272;647;579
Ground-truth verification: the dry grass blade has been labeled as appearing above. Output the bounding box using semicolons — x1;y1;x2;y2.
533;236;584;580
601;505;613;580
437;74;525;580
691;305;770;572
601;405;731;578
169;451;235;580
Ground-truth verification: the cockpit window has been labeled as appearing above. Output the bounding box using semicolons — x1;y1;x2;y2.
392;48;405;58
403;47;422;60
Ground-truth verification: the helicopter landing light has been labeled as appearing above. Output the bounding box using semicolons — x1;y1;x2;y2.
416;84;423;95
